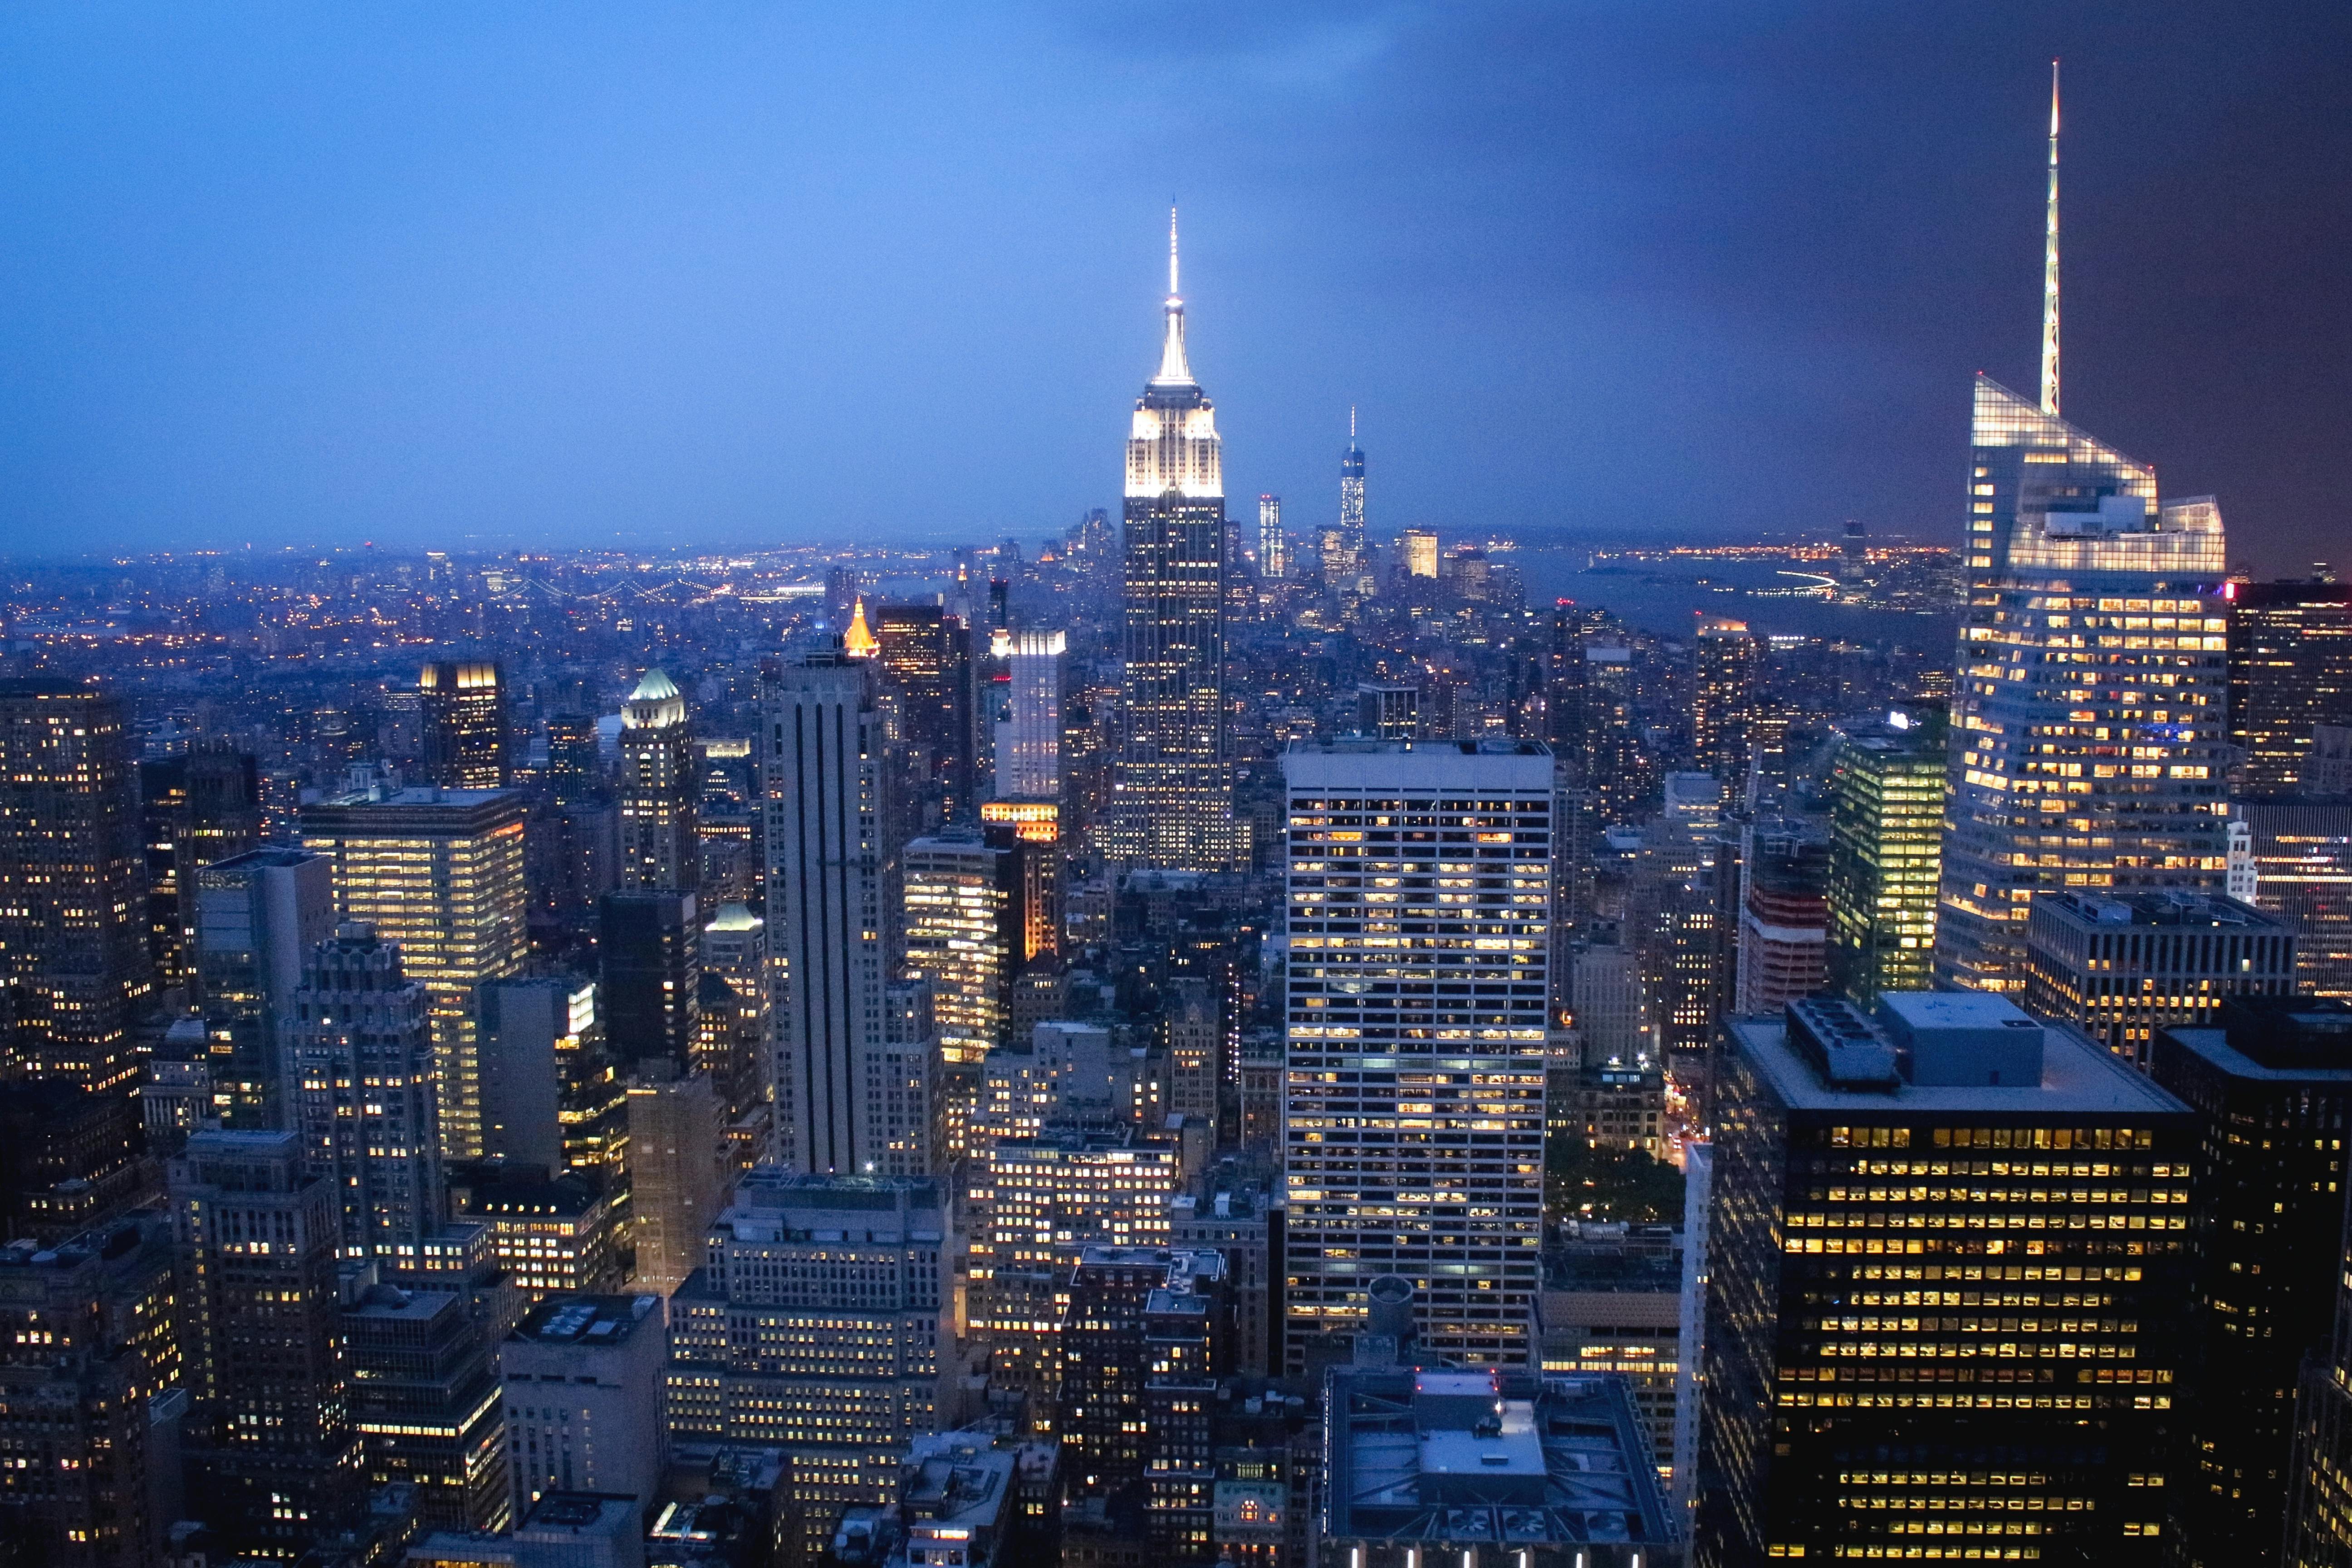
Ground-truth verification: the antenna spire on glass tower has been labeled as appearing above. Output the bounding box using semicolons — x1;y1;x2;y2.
2040;59;2061;417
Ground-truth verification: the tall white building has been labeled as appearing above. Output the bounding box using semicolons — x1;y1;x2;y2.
992;631;1065;801
1282;740;1554;1369
760;653;890;1173
287;922;443;1259
1257;494;1287;579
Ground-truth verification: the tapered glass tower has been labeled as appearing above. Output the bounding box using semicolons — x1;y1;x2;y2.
1107;211;1244;870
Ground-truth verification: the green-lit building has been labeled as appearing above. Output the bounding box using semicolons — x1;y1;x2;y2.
1826;711;1946;1004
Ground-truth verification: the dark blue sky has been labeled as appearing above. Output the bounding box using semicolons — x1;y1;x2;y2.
1;4;2345;573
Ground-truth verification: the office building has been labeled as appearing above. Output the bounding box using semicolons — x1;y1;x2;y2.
479;978;586;1173
2152;997;2352;1562
696;905;772;1161
1107;214;1244;873
456;1165;624;1300
617;669;699;892
1936;376;2231;991
2228;579;2352;793
825;564;862;632
171;1130;362;1555
663;1171;945;1558
184;846;335;1130
502;1293;668;1520
1354;682;1419;741
1734;826;1830;1016
625;1065;725;1296
1281;740;1553;1371
902;830;1012;1063
993;630;1065;802
288;922;445;1258
139;743;261;992
2022;891;2298;1066
1825;713;1946;1004
1321;1364;1675;1565
1257;494;1286;580
599;888;700;1067
0;1211;177;1568
1170;1183;1280;1379
760;653;892;1175
0;678;150;1093
876;603;977;821
1059;1247;1228;1497
1166;975;1220;1135
1691;618;1758;782
304;787;530;1160
2234;796;2352;997
0;1083;157;1246
1694;993;2194;1565
1569;937;1650;1062
340;1260;513;1533
1401;526;1439;581
545;710;604;805
420;660;510;790
1539;1225;1685;1480
980;798;1063;975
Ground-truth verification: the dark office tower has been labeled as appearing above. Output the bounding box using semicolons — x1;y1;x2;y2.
0;678;149;1093
824;564;862;633
1058;1247;1229;1499
1696;994;2194;1566
288;923;445;1257
2023;891;2299;1067
598;888;699;1067
544;711;603;805
139;743;262;992
0;1082;157;1246
2153;997;2352;1565
191;847;335;1130
2229;579;2352;794
419;659;510;789
617;668;698;891
1108;211;1243;873
980;799;1063;975
1691;617;1759;782
172;1129;361;1555
877;603;977;821
2235;797;2352;997
340;1240;513;1533
760;654;890;1175
1734;825;1831;1014
1825;712;1947;1006
1581;644;1649;827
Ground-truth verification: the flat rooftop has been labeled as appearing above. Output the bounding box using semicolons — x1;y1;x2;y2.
1730;1014;2188;1117
511;1293;659;1348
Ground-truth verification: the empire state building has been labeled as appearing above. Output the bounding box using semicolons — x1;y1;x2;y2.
1107;212;1246;871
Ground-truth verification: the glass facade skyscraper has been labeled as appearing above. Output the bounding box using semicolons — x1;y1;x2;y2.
1826;714;1945;1004
1935;377;2231;993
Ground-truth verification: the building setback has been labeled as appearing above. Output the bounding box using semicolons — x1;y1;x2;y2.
2023;890;2299;1068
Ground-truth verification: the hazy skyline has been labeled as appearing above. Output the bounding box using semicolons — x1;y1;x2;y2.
0;4;2345;571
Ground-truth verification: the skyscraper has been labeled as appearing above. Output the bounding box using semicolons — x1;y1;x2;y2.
418;659;510;789
1256;493;1286;580
625;1064;724;1296
1695;993;2193;1565
1281;740;1553;1370
1400;527;1439;581
0;678;150;1093
139;743;261;993
598;888;700;1066
1329;407;1367;591
302;787;530;1160
876;603;976;823
1935;86;2231;992
1825;713;1945;1004
1732;824;1829;1015
1108;211;1244;872
617;668;698;892
1691;618;1758;782
2233;796;2352;996
760;653;889;1174
2226;578;2352;794
287;922;445;1258
172;1129;361;1555
993;630;1065;802
902;830;1012;1063
191;846;336;1130
2020;890;2298;1066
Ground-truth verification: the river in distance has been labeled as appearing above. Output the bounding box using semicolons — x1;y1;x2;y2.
1512;545;1955;652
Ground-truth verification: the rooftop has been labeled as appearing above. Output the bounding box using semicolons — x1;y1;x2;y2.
2033;891;2291;931
510;1293;659;1348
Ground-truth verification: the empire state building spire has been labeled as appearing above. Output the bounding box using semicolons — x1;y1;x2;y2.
1153;204;1192;386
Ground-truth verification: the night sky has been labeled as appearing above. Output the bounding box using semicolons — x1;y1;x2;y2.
0;3;2345;573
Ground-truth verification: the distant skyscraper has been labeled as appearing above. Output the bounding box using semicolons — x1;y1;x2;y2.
876;603;977;822
140;743;260;993
1256;494;1286;579
302;787;529;1159
2227;578;2352;794
1690;617;1758;782
980;800;1063;978
599;888;700;1066
993;630;1065;801
1331;407;1367;588
171;1130;360;1555
1696;992;2192;1565
1824;715;1945;1004
1936;96;2230;991
1282;740;1553;1371
2234;796;2352;996
419;659;510;789
902;830;1011;1064
1400;526;1439;581
824;564;862;632
1732;825;1829;1015
1108;211;1243;872
500;1294;666;1520
760;653;889;1174
1355;682;1419;740
288;923;444;1258
617;668;698;891
0;678;150;1093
